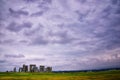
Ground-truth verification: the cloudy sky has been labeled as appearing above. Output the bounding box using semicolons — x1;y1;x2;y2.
0;0;120;72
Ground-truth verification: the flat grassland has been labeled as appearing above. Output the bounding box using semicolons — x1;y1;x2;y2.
0;70;120;80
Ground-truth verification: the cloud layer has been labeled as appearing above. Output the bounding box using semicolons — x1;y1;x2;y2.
0;0;120;71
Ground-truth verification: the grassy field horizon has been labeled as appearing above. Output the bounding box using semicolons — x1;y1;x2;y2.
0;70;120;80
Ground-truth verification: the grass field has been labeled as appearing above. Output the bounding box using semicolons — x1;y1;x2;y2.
0;70;120;80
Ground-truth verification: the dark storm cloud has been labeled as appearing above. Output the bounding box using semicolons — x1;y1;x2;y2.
90;54;120;69
4;54;25;58
80;0;119;52
111;0;120;5
94;4;120;50
9;8;29;17
0;60;6;63
96;30;120;50
55;37;73;44
95;34;120;51
24;24;43;36
102;6;112;18
0;0;6;20
0;32;5;37
7;22;32;32
31;36;48;45
31;11;44;17
37;0;52;11
0;48;3;52
0;39;14;44
22;22;32;28
19;40;29;44
27;58;45;61
49;31;74;44
101;5;120;19
24;0;52;3
24;29;37;36
7;22;20;32
40;0;52;4
115;8;120;14
75;10;89;22
24;0;39;3
29;29;75;45
110;17;120;27
76;0;87;3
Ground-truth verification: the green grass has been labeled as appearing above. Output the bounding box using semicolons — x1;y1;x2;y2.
0;70;120;80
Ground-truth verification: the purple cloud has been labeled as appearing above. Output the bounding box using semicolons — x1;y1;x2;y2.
49;31;74;44
111;0;119;5
4;54;25;58
24;0;39;3
0;60;6;63
0;39;14;44
9;8;29;17
22;22;32;28
75;10;89;22
19;40;29;44
40;0;52;4
31;36;48;45
0;32;5;37
31;11;44;17
7;22;32;32
24;24;43;36
27;58;45;61
37;0;52;11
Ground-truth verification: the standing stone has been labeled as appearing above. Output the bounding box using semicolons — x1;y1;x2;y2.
39;65;45;72
30;64;36;72
46;67;52;72
23;64;28;72
13;67;16;72
19;67;23;72
33;66;39;72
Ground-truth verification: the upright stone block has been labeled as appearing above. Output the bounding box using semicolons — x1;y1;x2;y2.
23;64;28;72
30;64;36;72
13;67;16;72
39;65;45;72
19;67;23;72
46;67;52;72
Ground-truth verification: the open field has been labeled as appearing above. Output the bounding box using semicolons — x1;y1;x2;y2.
0;70;120;80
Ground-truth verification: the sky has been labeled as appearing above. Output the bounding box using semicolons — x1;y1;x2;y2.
0;0;120;72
